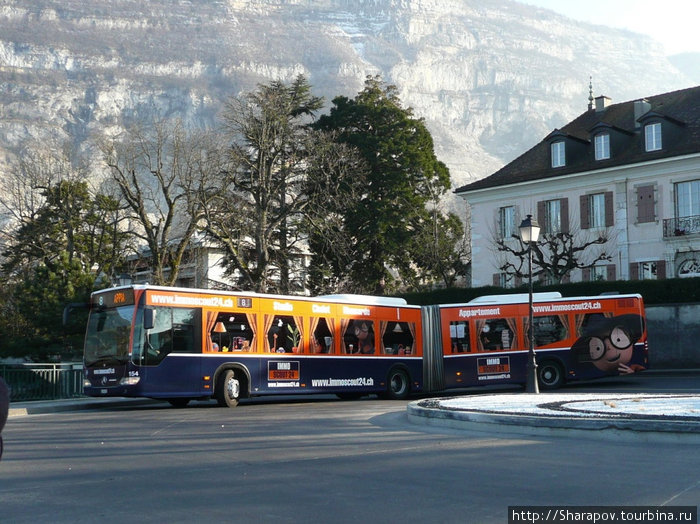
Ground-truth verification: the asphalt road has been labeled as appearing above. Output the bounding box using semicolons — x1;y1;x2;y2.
1;373;699;524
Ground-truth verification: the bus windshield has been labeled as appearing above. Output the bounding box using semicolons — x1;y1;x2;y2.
84;305;134;367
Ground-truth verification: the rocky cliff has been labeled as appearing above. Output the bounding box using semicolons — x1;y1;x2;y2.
0;0;695;187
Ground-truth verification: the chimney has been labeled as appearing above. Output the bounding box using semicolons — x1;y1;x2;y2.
634;98;652;122
595;95;611;112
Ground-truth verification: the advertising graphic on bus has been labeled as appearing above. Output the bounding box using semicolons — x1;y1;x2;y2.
78;286;647;407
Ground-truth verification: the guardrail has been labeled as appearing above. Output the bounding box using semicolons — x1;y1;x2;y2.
0;363;84;401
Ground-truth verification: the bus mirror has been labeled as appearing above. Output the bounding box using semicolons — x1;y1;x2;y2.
144;307;155;330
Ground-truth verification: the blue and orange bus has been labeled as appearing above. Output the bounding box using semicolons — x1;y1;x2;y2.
78;285;647;406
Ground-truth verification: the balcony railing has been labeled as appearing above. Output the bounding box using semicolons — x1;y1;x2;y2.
663;215;700;238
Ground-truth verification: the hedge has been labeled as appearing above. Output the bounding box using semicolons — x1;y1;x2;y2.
400;277;700;306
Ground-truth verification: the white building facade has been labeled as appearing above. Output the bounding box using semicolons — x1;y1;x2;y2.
456;86;700;287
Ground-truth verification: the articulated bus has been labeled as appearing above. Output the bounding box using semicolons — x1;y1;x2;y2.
79;285;647;407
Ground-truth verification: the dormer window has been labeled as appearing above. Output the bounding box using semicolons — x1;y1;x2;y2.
594;133;610;160
551;141;565;167
644;122;662;151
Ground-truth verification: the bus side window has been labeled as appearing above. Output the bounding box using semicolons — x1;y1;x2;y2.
477;318;517;351
311;317;334;354
382;322;415;355
449;321;470;353
266;315;303;353
342;319;375;354
171;308;200;354
575;313;609;338
531;315;569;347
145;306;174;365
212;313;256;352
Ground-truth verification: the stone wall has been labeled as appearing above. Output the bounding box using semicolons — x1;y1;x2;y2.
645;303;700;368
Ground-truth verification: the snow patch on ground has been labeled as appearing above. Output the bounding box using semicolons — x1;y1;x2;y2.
438;393;700;419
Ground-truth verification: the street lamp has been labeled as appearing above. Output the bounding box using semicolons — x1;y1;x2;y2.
519;214;541;394
115;273;132;287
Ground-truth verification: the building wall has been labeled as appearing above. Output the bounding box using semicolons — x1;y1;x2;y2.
462;153;700;287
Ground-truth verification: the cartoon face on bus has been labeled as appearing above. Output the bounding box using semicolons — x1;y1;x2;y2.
572;314;645;375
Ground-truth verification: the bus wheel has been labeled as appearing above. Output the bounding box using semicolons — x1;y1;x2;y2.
216;369;240;408
386;367;410;400
167;398;190;408
537;360;564;390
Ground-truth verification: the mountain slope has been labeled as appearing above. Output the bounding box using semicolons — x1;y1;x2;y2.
0;0;695;187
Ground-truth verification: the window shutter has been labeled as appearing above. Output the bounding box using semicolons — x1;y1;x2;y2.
604;191;614;227
656;259;666;280
580;195;590;229
629;263;639;280
637;185;655;223
560;198;569;233
496;209;503;239
493;274;501;286
606;264;616;281
514;275;523;287
537;201;546;233
582;267;591;281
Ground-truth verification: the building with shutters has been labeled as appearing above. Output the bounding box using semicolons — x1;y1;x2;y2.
455;85;700;288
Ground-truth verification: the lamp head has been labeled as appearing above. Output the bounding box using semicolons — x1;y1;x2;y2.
519;214;541;243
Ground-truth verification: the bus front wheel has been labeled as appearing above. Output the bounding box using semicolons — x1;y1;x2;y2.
537;360;564;390
385;367;410;400
216;369;240;408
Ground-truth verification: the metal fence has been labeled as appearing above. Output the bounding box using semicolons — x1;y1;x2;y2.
0;363;84;401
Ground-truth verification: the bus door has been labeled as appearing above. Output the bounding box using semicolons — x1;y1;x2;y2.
139;305;203;397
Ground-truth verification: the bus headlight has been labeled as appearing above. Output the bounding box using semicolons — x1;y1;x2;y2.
120;376;141;386
83;378;92;387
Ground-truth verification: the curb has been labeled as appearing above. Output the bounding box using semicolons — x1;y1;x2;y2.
407;398;700;443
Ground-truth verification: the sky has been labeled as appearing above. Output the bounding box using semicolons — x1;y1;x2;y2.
521;0;700;55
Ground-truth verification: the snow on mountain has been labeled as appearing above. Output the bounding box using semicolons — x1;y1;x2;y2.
0;0;695;188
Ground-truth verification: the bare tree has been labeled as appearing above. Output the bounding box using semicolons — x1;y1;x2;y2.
0;141;76;268
101;120;226;286
400;180;469;290
0;138;125;279
494;221;613;284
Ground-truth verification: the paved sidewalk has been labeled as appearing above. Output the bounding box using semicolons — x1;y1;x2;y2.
408;393;700;442
8;397;157;418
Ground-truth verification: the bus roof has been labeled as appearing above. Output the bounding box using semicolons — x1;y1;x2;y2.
315;294;408;306
440;291;643;308
468;292;562;304
96;285;411;307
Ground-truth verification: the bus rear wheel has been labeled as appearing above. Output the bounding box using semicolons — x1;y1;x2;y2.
537;360;564;390
385;367;410;400
216;369;240;408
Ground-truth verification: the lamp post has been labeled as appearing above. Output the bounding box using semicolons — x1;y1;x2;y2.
519;214;541;394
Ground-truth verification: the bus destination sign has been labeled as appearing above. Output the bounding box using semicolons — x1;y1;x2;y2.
94;288;135;308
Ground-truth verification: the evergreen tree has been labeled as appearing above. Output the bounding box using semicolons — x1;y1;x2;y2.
314;76;455;294
0;178;124;359
212;75;361;293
